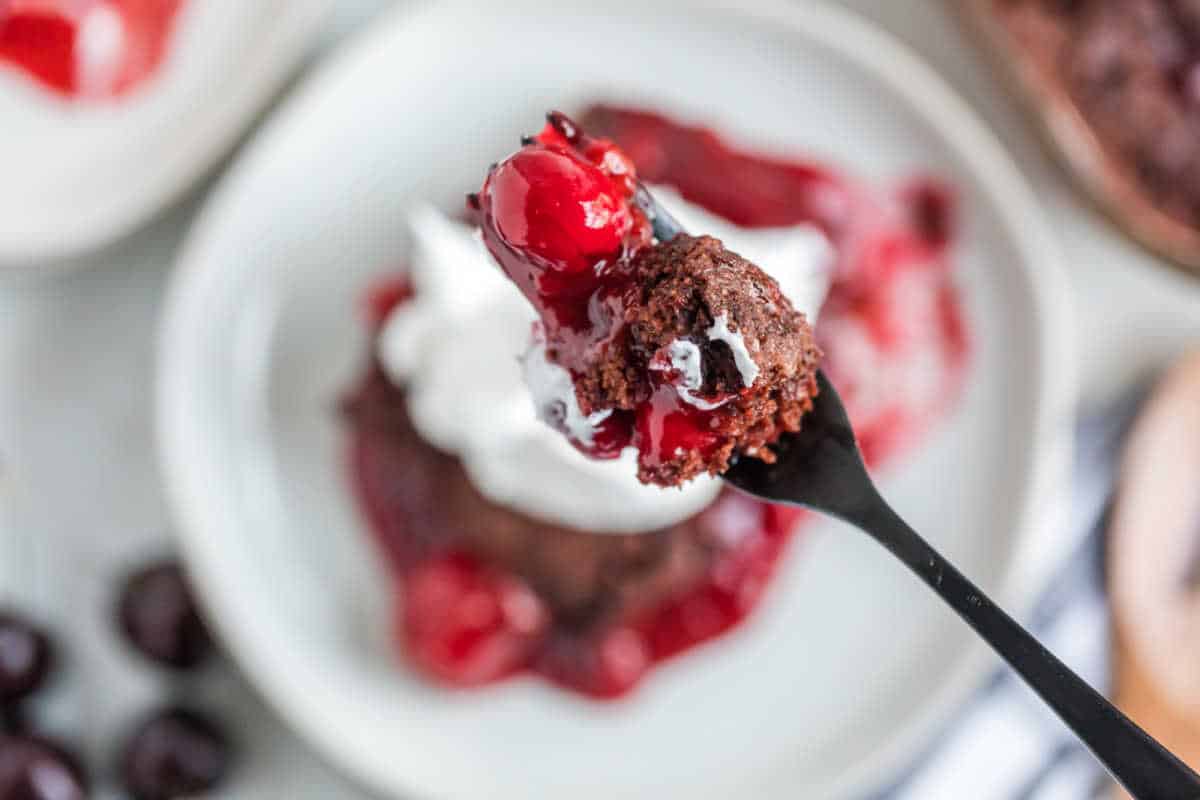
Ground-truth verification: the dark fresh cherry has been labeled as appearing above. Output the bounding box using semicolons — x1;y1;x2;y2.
120;708;230;800
402;552;548;687
0;613;52;705
0;735;87;800
118;562;213;670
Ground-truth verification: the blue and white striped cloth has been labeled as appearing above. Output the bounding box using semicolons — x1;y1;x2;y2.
877;391;1147;800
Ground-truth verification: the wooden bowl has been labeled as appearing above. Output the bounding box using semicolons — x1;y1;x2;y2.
955;0;1200;276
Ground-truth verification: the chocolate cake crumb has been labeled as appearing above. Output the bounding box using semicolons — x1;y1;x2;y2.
575;234;821;487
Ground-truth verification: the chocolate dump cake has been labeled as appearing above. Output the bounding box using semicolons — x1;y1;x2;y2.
992;0;1200;230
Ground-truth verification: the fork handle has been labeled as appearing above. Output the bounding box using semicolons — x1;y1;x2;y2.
847;495;1200;799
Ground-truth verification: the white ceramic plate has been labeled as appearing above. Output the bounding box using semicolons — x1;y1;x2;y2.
158;1;1074;798
0;0;330;265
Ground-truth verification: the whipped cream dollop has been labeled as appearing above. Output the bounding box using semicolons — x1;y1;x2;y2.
379;193;833;534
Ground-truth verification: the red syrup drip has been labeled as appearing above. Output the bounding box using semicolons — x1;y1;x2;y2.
633;384;723;475
0;0;184;98
348;104;970;699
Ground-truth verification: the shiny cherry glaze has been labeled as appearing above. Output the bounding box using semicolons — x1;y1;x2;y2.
0;0;184;98
634;384;724;472
349;106;967;699
476;113;749;468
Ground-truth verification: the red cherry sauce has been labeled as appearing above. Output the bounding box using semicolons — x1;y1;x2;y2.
0;0;184;98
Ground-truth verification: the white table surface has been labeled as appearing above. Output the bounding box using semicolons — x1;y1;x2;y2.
0;2;1197;798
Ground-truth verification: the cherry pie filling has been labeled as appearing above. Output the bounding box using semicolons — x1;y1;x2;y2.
345;106;968;698
0;0;184;97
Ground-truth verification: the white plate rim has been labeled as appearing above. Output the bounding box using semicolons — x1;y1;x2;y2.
157;1;1077;797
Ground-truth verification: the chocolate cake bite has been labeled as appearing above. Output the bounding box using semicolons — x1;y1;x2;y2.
476;112;821;487
575;234;820;485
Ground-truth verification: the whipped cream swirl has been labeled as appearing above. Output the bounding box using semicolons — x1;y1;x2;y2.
378;192;832;534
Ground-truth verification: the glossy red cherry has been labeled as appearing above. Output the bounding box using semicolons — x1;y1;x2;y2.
120;708;230;800
401;553;548;687
484;146;633;279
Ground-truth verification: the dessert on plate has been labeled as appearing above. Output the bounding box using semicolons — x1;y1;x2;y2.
0;0;184;98
342;105;969;699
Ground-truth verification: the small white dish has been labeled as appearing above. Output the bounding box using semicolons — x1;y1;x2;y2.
158;1;1075;798
0;0;330;265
